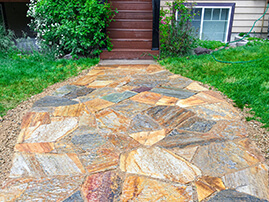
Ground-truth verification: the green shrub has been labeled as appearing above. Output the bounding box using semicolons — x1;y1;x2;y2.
197;40;226;50
28;0;116;58
160;0;197;58
0;25;17;53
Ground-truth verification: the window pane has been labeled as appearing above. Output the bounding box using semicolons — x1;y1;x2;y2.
221;8;229;20
191;8;202;35
213;8;220;20
204;8;212;20
202;21;228;41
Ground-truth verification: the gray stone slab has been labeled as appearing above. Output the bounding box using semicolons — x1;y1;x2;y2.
101;91;137;103
128;114;161;134
150;87;195;99
208;189;268;202
178;117;216;133
52;85;80;97
63;87;95;99
63;191;84;202
32;96;78;108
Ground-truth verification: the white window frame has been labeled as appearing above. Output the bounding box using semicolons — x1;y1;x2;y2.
176;4;234;42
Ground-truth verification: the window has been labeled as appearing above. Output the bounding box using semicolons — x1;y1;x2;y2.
178;3;235;42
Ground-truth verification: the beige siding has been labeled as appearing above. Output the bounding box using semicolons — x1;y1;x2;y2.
161;0;269;33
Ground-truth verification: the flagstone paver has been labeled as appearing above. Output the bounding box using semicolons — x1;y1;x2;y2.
1;64;268;201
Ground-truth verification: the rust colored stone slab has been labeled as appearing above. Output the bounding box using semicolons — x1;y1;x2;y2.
71;75;97;86
107;133;140;152
53;103;87;117
121;175;193;202
156;96;179;106
84;98;114;112
130;91;162;105
129;129;167;146
185;82;208;92
82;171;123;202
222;163;269;200
14;142;54;153
192;139;264;177
120;147;201;183
96;108;129;132
146;105;194;128
21;112;51;129
195;176;225;201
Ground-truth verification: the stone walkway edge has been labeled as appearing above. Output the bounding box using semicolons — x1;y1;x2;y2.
0;64;268;202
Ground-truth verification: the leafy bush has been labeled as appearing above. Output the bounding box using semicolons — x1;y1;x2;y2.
28;0;116;58
197;40;226;50
159;0;197;58
0;25;17;53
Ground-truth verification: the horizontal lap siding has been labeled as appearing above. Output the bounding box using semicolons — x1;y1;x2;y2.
161;0;269;33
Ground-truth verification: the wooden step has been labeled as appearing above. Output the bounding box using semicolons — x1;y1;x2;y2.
100;49;159;60
114;10;152;19
108;28;152;39
109;19;152;29
111;39;152;49
111;2;152;10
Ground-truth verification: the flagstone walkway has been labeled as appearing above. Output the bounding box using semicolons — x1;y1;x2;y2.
0;64;268;201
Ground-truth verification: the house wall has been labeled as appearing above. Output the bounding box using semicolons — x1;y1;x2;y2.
161;0;269;34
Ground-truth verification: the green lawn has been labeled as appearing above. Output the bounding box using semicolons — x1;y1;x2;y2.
0;52;99;117
160;41;269;128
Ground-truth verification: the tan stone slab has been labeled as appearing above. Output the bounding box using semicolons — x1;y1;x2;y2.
185;82;208;92
196;91;226;103
3;176;85;201
87;69;105;76
107;76;131;88
20;117;78;143
176;95;207;108
78;110;97;128
192;139;265;177
0;181;28;201
120;147;201;184
21;112;51;129
96;108;129;132
53;103;86;117
130;91;162;105
146;64;164;73
195;176;225;201
14;142;54;153
93;66;117;70
121;175;193;202
168;146;198;161
222;163;269;200
129;129;167;146
188;103;241;121
79;147;119;174
156;96;179;106
71;75;97;86
84;98;114;112
87;80;114;88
